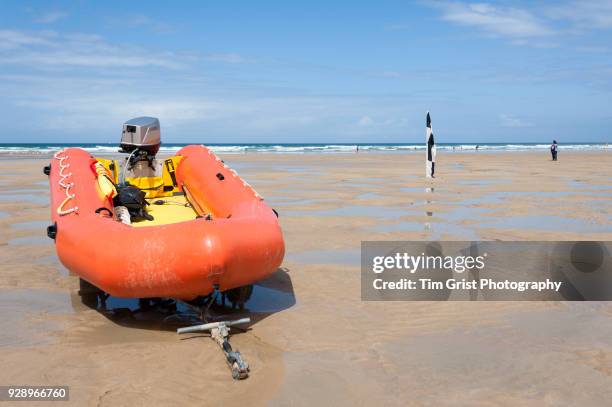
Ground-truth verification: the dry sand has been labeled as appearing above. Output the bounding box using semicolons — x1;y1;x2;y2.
0;151;611;406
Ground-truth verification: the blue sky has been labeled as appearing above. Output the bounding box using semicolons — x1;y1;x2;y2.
0;1;611;143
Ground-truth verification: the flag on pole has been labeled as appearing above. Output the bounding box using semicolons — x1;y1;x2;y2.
426;111;436;178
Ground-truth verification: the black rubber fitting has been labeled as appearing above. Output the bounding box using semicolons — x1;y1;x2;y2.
47;223;57;240
94;207;113;217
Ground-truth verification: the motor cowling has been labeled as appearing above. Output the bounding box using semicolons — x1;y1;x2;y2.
119;117;161;156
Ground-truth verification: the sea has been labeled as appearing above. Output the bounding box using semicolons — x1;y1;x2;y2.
0;142;608;155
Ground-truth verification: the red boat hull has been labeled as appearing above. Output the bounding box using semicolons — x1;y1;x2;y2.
48;145;285;299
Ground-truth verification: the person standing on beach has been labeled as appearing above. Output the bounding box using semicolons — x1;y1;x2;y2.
551;140;558;161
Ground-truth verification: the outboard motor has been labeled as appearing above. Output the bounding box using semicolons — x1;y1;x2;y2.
120;116;161;155
120;117;161;171
115;117;163;222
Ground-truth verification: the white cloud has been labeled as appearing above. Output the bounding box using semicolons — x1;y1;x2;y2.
33;11;68;24
575;45;610;53
0;29;57;50
106;14;174;33
0;70;415;140
510;39;559;49
357;115;374;126
0;29;183;69
499;114;533;128
0;30;411;140
429;1;612;51
432;2;555;38
206;53;247;64
355;115;400;128
547;1;612;30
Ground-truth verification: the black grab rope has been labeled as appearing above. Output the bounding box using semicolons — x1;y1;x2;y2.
94;207;113;217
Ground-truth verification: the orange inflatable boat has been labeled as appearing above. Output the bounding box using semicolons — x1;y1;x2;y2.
46;144;285;303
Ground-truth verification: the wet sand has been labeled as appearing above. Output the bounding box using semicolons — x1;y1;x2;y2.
0;151;611;406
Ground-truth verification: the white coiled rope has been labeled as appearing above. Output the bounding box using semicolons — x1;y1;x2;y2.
54;150;78;216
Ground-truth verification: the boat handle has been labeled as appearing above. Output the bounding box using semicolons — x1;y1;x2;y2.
95;207;113;217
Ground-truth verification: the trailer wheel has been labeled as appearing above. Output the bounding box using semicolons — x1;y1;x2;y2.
79;278;102;308
225;285;253;310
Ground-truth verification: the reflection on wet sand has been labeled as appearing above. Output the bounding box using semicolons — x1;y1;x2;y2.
0;289;71;346
425;187;433;232
10;220;49;230
8;234;48;246
288;249;360;267
70;268;296;333
0;192;48;205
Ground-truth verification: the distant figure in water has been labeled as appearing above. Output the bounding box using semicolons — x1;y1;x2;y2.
356;145;359;153
475;145;479;151
551;140;558;161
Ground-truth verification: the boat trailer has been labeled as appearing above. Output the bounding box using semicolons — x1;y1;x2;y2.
177;317;251;380
79;279;253;380
176;288;253;380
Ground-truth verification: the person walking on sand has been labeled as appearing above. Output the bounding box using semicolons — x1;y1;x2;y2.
551;140;558;161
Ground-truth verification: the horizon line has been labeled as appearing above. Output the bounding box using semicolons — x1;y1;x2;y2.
0;141;609;145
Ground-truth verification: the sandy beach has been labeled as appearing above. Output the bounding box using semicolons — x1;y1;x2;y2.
1;150;611;406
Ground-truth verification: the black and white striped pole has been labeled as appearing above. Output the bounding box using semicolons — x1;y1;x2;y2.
426;111;436;178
